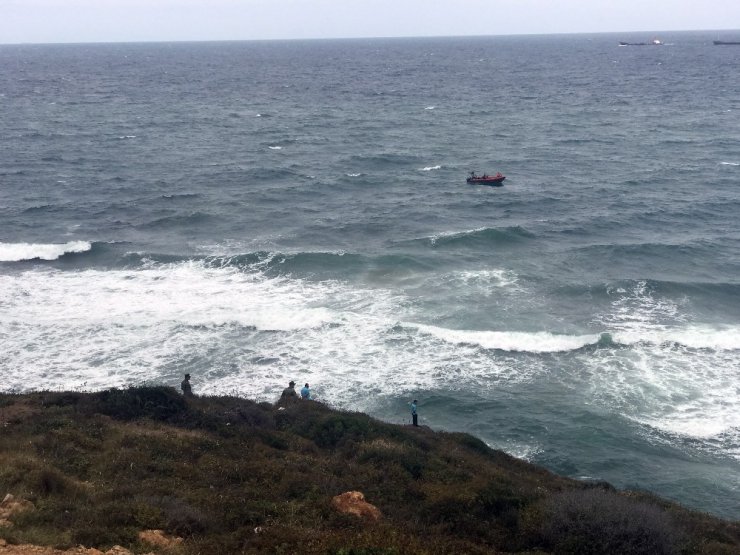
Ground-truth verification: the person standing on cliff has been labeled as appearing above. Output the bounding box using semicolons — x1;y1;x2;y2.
281;380;298;403
300;383;311;400
181;373;193;397
410;399;418;426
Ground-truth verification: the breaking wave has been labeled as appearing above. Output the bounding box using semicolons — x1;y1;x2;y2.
405;324;740;354
0;241;92;262
409;323;600;353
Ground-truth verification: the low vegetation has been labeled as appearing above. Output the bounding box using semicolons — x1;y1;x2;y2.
0;387;737;554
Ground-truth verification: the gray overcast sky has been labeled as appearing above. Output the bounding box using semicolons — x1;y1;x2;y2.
2;0;740;44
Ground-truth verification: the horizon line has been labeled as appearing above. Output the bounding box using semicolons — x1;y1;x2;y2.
2;27;739;47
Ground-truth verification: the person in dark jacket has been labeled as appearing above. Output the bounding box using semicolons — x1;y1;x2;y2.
181;373;193;397
410;399;418;426
281;380;298;402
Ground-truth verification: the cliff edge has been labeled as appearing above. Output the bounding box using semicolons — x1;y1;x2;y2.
0;387;737;554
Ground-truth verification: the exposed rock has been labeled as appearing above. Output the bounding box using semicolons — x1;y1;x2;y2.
103;547;132;555
330;491;382;521
0;494;35;527
137;529;183;549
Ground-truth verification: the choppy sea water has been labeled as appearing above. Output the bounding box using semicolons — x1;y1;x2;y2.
1;31;739;519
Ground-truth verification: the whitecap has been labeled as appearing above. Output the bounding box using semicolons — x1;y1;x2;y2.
419;165;442;171
720;161;739;166
425;106;435;110
428;227;486;245
453;269;519;289
634;412;734;440
0;240;92;262
597;282;740;350
346;173;362;177
268;146;282;150
408;323;599;353
612;326;740;351
496;441;543;462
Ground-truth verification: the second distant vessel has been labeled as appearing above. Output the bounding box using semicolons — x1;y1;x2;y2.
619;39;664;46
713;40;740;45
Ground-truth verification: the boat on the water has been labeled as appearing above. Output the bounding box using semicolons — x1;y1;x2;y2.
619;39;663;46
713;40;740;45
467;172;506;185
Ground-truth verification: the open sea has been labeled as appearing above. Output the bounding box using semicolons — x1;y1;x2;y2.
1;31;739;519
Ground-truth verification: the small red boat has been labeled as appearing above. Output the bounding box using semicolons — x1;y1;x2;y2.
466;171;505;185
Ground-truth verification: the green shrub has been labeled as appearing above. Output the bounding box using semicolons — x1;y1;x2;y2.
232;401;275;428
41;392;84;408
329;548;399;555
31;467;77;496
307;414;374;448
535;488;685;554
455;433;492;455
90;386;188;421
70;524;137;548
259;431;289;450
474;478;533;535
357;440;427;480
155;495;211;536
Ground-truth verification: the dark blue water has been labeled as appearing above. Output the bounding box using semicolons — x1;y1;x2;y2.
1;31;739;519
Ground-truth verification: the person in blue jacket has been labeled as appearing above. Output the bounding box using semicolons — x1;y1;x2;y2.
300;383;311;400
410;399;418;426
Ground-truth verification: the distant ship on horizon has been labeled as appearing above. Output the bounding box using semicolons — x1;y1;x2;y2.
619;39;663;46
713;40;740;45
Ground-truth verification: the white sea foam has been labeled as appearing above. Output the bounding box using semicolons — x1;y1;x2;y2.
0;263;342;391
720;161;739;166
418;269;519;297
0;261;543;402
581;281;740;451
346;173;362;177
610;344;740;444
634;409;736;439
453;269;519;290
612;326;740;350
597;282;740;350
425;106;435;110
0;241;91;262
410;323;599;353
497;441;543;462
419;165;442;171
268;146;282;150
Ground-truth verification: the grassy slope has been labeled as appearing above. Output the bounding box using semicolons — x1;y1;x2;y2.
0;387;737;555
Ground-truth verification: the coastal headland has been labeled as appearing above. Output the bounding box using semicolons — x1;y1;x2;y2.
0;387;737;554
